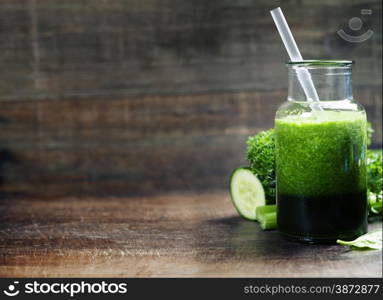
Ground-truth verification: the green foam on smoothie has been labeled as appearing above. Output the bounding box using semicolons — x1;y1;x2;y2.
275;110;367;197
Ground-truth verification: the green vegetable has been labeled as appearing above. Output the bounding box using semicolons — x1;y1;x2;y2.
259;212;277;230
367;149;382;194
256;205;277;230
256;204;276;216
230;167;266;221
367;149;383;189
337;230;382;250
246;129;275;203
366;123;383;216
368;191;382;216
367;150;382;216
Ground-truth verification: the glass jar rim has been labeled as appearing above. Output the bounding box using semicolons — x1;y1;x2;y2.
286;60;354;67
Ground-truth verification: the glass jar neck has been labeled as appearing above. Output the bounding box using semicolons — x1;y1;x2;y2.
287;64;353;102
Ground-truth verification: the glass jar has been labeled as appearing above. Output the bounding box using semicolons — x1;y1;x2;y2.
275;60;368;243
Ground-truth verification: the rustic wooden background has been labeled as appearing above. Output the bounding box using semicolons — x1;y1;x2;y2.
0;0;382;198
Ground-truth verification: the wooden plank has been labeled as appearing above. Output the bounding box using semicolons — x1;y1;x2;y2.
0;193;381;277
0;87;380;140
0;91;280;197
0;88;381;197
0;0;381;99
0;0;381;197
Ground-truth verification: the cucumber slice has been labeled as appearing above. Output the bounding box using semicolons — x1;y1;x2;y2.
230;167;266;220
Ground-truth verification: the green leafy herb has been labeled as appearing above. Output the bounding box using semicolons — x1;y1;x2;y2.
367;150;383;194
246;129;275;203
337;230;382;250
367;150;383;216
368;191;382;215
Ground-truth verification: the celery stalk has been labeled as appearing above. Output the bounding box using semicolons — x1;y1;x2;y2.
256;204;277;230
259;212;277;230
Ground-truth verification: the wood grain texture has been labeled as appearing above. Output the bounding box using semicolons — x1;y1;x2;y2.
1;0;382;97
0;0;382;197
0;90;282;198
0;192;381;277
0;88;381;198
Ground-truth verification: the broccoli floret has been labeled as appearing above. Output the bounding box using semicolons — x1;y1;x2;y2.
246;129;275;204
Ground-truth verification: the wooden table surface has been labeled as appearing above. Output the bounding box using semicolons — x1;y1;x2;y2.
0;192;381;277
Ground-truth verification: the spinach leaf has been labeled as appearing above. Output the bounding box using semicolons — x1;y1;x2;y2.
337;230;382;250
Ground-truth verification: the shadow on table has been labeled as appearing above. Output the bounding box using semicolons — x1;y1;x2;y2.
192;215;345;263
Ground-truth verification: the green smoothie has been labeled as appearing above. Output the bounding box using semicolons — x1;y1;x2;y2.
275;110;368;242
